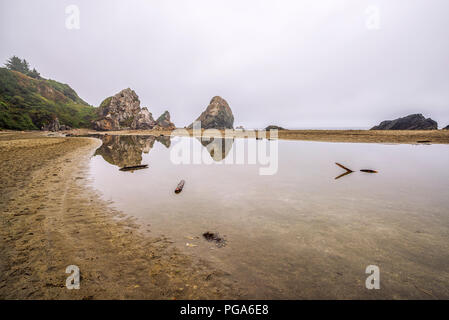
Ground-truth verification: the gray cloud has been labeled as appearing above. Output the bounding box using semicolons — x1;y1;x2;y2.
1;0;448;128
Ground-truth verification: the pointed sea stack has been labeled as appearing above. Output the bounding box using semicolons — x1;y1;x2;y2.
154;110;175;130
188;96;234;129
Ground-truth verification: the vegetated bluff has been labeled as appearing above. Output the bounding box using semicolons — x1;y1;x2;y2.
93;88;175;131
188;96;234;129
370;114;438;130
0;67;95;130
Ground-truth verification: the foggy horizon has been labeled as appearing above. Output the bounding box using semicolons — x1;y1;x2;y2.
1;0;448;129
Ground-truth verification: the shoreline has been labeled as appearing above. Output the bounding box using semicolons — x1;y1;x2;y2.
56;128;449;145
0;132;240;299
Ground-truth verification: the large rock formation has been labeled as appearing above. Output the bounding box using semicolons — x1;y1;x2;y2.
188;96;234;129
93;88;156;131
154;111;175;130
371;114;438;130
92;115;119;131
131;107;156;130
443;125;449;130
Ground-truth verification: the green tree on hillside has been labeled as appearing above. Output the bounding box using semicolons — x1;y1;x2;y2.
5;56;26;73
4;56;41;79
28;68;41;79
22;59;30;72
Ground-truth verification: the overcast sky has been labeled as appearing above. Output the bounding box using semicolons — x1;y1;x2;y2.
1;0;448;129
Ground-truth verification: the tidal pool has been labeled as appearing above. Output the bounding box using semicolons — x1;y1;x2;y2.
88;134;449;299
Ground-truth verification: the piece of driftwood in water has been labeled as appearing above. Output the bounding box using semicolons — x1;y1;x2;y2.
335;162;354;180
175;180;185;194
360;169;378;173
203;232;227;248
335;171;353;180
335;162;353;172
119;164;148;172
416;140;431;144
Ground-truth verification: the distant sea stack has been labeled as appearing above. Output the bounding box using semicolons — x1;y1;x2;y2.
265;125;285;131
154;111;175;130
188;96;234;129
93;88;157;131
370;114;438;130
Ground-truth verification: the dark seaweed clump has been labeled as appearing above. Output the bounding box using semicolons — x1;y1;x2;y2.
202;232;227;248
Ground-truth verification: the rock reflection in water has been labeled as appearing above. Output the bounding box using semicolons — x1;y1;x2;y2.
93;135;170;168
156;135;171;148
93;134;233;167
199;137;234;161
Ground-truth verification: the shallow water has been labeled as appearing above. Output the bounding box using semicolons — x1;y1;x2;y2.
89;135;449;299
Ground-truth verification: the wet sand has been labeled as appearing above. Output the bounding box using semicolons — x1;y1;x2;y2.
73;128;449;145
0;131;239;299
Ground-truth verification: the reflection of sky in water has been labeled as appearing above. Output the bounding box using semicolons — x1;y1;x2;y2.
89;136;449;299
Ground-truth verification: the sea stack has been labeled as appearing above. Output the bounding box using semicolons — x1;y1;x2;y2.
92;88;156;131
188;96;234;129
370;114;438;130
154;111;176;130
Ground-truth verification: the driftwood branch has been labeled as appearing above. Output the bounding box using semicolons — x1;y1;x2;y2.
119;164;148;172
360;169;378;173
335;162;353;172
335;171;353;180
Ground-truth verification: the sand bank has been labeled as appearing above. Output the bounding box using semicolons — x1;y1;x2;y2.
71;128;449;144
0;132;239;299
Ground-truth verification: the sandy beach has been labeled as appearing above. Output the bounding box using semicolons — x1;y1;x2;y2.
0;131;239;299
